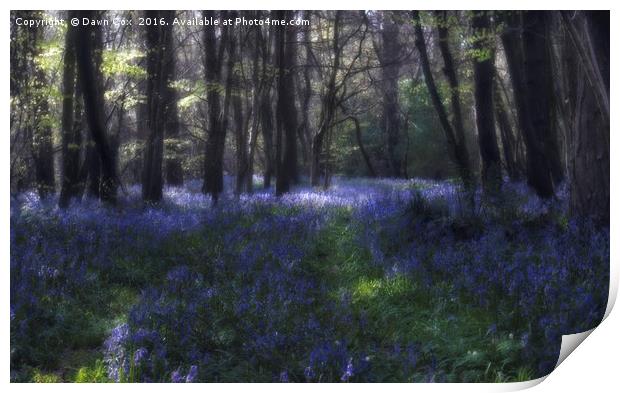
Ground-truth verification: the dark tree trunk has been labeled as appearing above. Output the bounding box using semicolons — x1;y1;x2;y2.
86;135;101;198
246;19;263;193
501;11;558;198
523;11;565;191
134;87;148;184
472;11;502;193
259;22;275;189
561;11;609;225
298;13;313;169
29;19;55;198
311;11;341;187
350;115;376;177
163;14;183;187
433;11;472;188
412;11;472;188
231;26;250;196
260;91;275;189
142;11;175;202
494;78;520;180
59;16;81;208
75;10;118;204
86;20;105;199
379;13;403;177
275;10;299;196
202;11;229;202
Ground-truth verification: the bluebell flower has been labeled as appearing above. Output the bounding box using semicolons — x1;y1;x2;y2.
341;358;354;382
171;370;183;383
133;347;149;365
185;365;198;383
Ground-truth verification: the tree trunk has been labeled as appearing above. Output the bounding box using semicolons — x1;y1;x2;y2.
379;13;403;177
298;14;313;169
75;10;118;204
59;16;81;208
142;11;174;202
311;11;341;187
231;27;250;196
275;10;299;196
202;11;230;202
412;11;472;188
30;17;55;198
163;13;183;187
501;11;560;198
562;11;609;225
260;91;275;189
494;78;520;180
472;11;502;193
350;115;376;177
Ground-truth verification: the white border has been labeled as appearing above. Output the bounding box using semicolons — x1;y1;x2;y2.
3;1;618;391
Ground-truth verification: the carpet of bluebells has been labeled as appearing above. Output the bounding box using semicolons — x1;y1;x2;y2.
10;177;608;382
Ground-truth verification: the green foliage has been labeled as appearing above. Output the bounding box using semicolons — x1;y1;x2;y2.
102;49;146;79
74;360;111;383
32;370;62;383
401;80;457;179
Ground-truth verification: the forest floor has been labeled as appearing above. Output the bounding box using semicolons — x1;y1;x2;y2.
10;177;608;382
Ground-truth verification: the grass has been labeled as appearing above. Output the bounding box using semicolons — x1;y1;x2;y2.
15;198;534;382
301;208;533;382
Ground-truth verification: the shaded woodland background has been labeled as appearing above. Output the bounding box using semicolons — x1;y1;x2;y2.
10;10;609;223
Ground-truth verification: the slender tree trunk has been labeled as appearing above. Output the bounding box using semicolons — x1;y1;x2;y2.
412;11;472;188
274;10;288;195
350;115;376;177
433;11;472;187
85;19;106;198
29;17;55;198
231;28;249;196
202;11;229;202
379;13;403;177
494;78;520;180
472;11;502;193
142;11;174;202
163;14;183;187
246;21;262;193
59;16;81;208
298;14;313;169
260;91;275;189
311;11;341;187
75;10;118;204
275;10;299;196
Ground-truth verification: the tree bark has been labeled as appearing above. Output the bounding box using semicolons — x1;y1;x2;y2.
311;11;341;187
142;11;175;202
275;10;299;196
350;115;376;177
494;77;521;180
561;11;609;225
472;11;502;193
59;15;81;208
412;11;472;188
75;10;118;204
29;14;55;198
501;11;555;198
379;13;403;177
258;21;275;189
163;13;183;187
231;24;250;196
202;10;230;202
